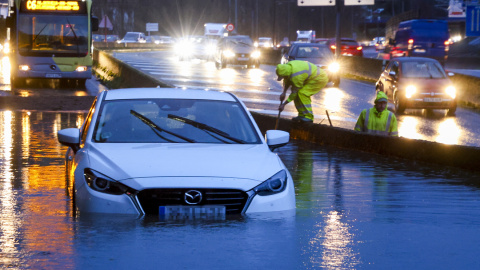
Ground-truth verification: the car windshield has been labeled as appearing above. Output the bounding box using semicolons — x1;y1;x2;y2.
226;37;253;46
123;33;139;40
401;61;446;79
93;99;261;144
296;46;332;58
17;14;88;57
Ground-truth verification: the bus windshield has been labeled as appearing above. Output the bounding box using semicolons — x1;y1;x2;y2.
17;14;88;57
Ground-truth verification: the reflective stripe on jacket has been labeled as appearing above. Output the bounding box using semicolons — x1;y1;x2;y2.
354;108;399;136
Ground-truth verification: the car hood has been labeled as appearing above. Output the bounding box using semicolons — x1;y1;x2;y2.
399;77;452;91
86;143;282;182
294;57;334;66
225;44;255;53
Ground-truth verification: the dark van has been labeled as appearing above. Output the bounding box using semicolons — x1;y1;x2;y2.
390;19;450;65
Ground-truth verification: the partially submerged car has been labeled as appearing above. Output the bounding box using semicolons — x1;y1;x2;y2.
58;88;295;219
375;57;457;115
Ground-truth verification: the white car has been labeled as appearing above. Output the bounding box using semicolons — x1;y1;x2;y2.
58;88;295;219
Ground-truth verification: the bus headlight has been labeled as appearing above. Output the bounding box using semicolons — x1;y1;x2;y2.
19;65;30;71
445;86;456;99
406;85;416;98
75;66;88;72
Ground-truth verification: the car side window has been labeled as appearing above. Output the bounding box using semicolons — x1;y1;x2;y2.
80;98;97;147
390;61;399;76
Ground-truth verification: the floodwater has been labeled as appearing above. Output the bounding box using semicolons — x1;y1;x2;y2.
1;110;479;269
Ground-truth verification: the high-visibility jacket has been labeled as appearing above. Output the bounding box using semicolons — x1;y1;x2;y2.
354;107;399;136
276;60;328;102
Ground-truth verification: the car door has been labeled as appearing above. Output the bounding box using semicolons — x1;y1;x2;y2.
382;60;399;99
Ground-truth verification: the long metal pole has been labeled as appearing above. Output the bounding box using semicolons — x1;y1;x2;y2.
335;1;342;58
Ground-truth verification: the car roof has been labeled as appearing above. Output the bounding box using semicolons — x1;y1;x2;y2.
104;88;238;102
291;43;329;48
392;57;440;63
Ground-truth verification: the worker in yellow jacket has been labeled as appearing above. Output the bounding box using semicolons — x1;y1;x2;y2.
355;91;399;136
277;60;329;122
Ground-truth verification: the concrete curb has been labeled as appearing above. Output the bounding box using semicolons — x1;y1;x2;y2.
252;112;480;172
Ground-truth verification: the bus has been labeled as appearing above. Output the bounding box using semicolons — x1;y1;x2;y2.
6;0;98;87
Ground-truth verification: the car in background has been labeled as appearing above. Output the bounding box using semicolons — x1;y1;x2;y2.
324;38;363;57
214;35;261;69
117;32;146;43
255;37;274;48
57;88;295;218
375;57;456;115
281;43;341;86
370;36;385;46
276;37;291;49
93;34;120;43
150;35;173;44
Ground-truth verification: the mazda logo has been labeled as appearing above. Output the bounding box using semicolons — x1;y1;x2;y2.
184;190;202;205
50;65;57;70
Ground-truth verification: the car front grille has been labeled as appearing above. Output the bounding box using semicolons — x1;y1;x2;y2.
137;188;249;215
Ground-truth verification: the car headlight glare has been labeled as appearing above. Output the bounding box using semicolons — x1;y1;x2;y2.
445;86;456;99
251;51;261;58
84;169;132;195
328;62;340;73
406;85;416;98
223;50;235;58
253;170;287;196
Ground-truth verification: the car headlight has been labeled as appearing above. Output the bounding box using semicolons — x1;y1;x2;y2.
251;51;261;58
406;85;416;98
223;50;235;58
84;169;133;195
445;86;456;99
253;170;287;196
328;62;340;73
175;41;194;54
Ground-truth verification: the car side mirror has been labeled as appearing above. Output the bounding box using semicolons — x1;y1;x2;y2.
265;130;289;151
58;128;80;152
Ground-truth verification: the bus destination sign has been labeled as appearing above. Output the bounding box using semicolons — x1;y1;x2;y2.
21;0;86;13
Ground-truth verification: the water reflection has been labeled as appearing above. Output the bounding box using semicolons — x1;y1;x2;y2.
323;87;344;113
436;118;460;145
0;111;85;269
398;116;421;140
1;111;479;269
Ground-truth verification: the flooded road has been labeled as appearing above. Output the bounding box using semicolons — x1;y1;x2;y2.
1;110;479;269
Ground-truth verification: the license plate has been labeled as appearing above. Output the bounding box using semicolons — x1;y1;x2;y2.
424;98;441;102
46;73;62;78
159;205;226;220
237;57;249;61
414;49;426;53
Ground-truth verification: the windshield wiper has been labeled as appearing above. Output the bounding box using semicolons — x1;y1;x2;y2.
130;110;195;143
66;18;80;55
32;24;49;45
167;114;246;144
